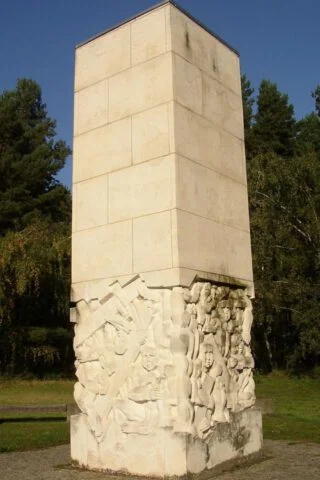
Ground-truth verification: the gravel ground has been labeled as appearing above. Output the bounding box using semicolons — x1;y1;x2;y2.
0;440;319;480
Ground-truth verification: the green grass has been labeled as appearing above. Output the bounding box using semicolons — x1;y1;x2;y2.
0;420;70;453
0;374;319;453
0;378;74;405
255;371;320;443
0;379;74;453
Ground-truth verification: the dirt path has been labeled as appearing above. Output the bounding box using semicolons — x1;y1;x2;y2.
0;440;319;480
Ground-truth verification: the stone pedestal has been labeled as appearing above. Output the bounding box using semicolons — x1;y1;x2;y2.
71;408;262;476
71;1;262;476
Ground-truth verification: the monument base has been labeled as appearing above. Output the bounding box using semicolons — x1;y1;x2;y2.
71;408;262;477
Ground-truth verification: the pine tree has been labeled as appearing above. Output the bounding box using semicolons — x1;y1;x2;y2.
0;79;72;376
312;85;320;117
241;74;255;159
296;86;320;157
252;80;295;158
0;79;71;234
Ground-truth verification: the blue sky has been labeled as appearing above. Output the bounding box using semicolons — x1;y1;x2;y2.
1;0;319;188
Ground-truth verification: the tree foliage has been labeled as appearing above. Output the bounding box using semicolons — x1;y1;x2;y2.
243;78;320;372
252;80;295;158
0;80;72;376
0;79;71;234
241;74;255;159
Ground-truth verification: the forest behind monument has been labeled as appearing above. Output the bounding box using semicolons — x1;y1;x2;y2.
0;77;319;376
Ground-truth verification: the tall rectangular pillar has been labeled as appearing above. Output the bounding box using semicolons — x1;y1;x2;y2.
71;1;262;476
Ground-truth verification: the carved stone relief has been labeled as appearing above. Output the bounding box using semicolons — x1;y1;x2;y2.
72;277;255;443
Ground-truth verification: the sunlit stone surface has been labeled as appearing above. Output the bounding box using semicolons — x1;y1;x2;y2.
71;1;262;476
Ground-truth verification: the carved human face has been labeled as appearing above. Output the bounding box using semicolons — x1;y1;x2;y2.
203;346;214;369
228;357;238;369
141;350;158;371
208;314;220;333
222;306;231;322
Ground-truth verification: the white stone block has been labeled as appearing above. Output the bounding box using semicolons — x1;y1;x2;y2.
71;278;260;476
72;184;77;234
71;275;138;302
74;175;108;231
207;409;263;468
242;408;263;455
173;209;227;274
72;221;132;283
74;80;108;136
71;7;260;476
132;103;171;165
173;209;253;282
73;117;131;183
176;155;250;232
131;8;167;66
216;40;242;96
173;54;203;115
170;6;218;82
174;102;246;184
202;72;244;139
108;53;173;122
225;225;254;282
75;24;130;91
133;211;172;272
70;414;88;466
170;5;241;95
109;155;176;223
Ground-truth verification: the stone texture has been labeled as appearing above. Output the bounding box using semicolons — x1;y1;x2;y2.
174;102;246;184
74;80;108;136
176;155;250;232
202;72;244;139
73;117;132;183
73;175;108;231
170;5;241;95
108;53;173;122
173;53;203;115
109;155;175;223
75;25;131;91
133;211;173;272
132;103;171;165
71;3;259;476
206;409;262;468
173;209;253;281
71;276;258;476
131;8;167;66
72;221;132;283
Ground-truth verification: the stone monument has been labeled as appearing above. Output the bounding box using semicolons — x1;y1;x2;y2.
70;1;262;476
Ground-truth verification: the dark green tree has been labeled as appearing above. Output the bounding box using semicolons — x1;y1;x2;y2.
0;219;71;375
295;86;320;157
241;74;255;159
244;79;320;372
248;151;320;371
0;79;72;376
252;80;295;158
312;85;320;117
0;79;71;234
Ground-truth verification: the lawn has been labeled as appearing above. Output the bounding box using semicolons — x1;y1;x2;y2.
0;379;74;453
0;373;319;452
0;378;74;405
255;371;320;443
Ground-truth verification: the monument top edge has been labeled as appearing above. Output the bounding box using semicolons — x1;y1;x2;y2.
75;0;239;57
